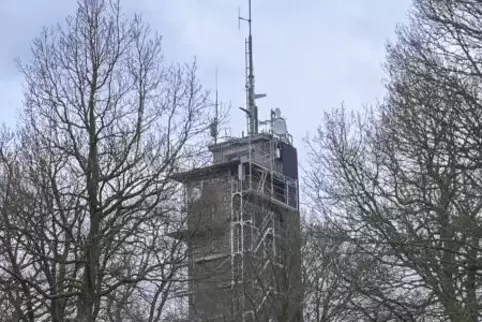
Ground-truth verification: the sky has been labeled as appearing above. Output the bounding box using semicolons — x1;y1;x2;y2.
0;0;411;165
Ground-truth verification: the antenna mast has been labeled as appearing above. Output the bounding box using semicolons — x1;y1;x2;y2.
239;0;266;135
210;67;220;144
215;68;219;116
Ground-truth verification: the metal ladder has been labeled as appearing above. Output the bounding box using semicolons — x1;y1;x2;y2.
258;170;267;192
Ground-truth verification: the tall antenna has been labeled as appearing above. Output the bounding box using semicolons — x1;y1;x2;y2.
239;0;266;135
215;67;219;122
210;67;220;144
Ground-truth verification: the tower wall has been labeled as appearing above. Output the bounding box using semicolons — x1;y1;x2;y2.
173;133;301;322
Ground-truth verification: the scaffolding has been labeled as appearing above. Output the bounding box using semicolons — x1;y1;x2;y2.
170;127;300;322
169;0;301;316
228;131;299;321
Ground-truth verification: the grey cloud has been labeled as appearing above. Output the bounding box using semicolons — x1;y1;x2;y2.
0;0;411;159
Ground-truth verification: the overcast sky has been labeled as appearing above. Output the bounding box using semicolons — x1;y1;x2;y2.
0;0;410;162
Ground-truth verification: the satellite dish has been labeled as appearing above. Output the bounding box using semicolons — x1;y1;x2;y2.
272;117;287;135
273;108;282;118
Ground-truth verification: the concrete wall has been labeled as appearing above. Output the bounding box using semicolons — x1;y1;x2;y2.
186;173;233;321
182;134;301;321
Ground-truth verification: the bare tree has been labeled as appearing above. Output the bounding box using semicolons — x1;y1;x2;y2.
305;0;482;316
304;2;482;321
301;213;435;322
0;128;38;322
305;98;474;320
301;219;354;322
0;0;211;321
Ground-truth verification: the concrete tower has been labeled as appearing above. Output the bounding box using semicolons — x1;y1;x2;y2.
172;129;301;321
170;1;301;321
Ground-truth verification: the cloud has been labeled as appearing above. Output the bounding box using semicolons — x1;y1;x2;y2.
0;0;410;162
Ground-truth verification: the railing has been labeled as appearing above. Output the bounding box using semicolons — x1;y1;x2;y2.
258;211;273;238
250;148;273;169
242;169;298;210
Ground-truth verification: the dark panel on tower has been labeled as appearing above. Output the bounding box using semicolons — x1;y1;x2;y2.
280;142;298;180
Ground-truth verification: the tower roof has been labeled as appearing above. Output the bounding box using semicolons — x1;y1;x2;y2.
208;132;272;153
171;159;240;183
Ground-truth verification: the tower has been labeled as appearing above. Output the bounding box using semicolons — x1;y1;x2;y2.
170;2;301;321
